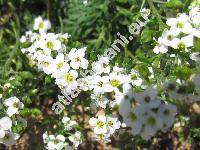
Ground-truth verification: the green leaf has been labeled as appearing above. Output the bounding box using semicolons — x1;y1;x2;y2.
19;108;31;117
45;75;52;84
140;28;154;43
12;123;24;134
194;37;200;52
166;0;184;8
19;71;33;79
31;108;42;117
174;66;192;80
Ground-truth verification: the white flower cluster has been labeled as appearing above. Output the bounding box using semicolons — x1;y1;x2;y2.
20;16;181;144
0;96;25;146
153;7;200;54
89;115;121;143
43;132;70;150
20;20;91;95
82;64;143;110
20;17;143;110
119;87;177;140
43;116;82;150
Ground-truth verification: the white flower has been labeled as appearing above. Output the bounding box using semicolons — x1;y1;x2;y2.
68;47;88;69
68;131;82;148
113;66;124;73
51;53;70;78
92;57;110;75
77;77;92;91
191;28;200;38
0;117;12;139
124;106;146;135
118;96;131;117
60;33;71;40
62;116;77;131
0;131;20;146
166;14;193;34
90;75;112;94
41;33;62;51
118;84;133;116
141;112;162;140
158;103;177;132
62;116;70;124
109;72;128;92
56;70;78;88
3;97;24;117
43;133;65;150
153;44;168;54
90;93;109;109
106;115;121;134
20;35;26;43
171;35;194;51
130;69;143;86
89;115;108;134
190;52;200;61
33;16;51;32
160;29;179;47
38;55;54;75
134;88;160;108
189;7;200;27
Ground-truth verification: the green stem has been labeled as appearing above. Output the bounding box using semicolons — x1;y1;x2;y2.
153;0;166;4
140;0;146;10
58;16;63;34
126;49;135;60
147;0;166;31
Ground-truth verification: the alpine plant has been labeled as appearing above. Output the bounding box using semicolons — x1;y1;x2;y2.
16;4;200;150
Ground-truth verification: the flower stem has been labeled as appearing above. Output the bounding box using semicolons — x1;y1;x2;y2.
146;0;166;31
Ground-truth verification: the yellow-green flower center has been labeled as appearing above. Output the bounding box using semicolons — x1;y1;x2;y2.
13;102;19;108
57;62;63;69
129;112;137;121
75;57;80;62
103;63;108;68
178;43;186;49
98;134;105;140
167;35;173;41
4;134;10;140
46;41;53;49
97;121;104;128
108;121;113;126
41;61;50;67
54;140;59;144
98;81;103;87
65;73;74;82
177;22;183;28
147;116;156;125
110;79;120;87
39;22;44;29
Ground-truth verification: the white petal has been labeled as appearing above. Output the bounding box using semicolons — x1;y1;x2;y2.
0;117;12;130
